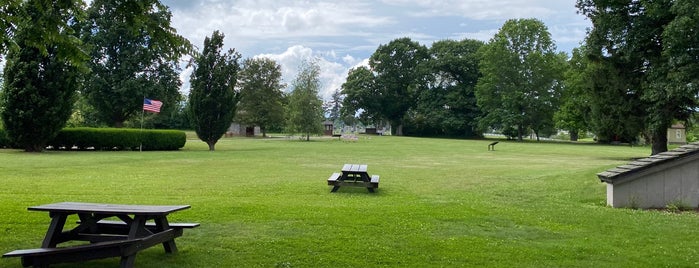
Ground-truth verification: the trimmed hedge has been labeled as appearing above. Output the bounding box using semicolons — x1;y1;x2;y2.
48;128;186;151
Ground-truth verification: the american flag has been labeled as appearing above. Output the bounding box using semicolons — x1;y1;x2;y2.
143;98;163;113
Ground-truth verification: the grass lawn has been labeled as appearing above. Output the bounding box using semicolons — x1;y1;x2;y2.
1;135;698;267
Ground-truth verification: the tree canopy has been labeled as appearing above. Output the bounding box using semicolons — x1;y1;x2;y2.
286;60;324;141
236;57;285;137
1;0;87;152
410;39;483;137
81;0;190;127
188;30;240;151
369;37;429;136
578;0;699;154
476;18;565;141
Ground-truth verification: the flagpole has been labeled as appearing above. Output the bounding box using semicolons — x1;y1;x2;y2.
140;97;144;152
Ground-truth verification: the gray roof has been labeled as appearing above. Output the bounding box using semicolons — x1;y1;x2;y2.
597;142;699;184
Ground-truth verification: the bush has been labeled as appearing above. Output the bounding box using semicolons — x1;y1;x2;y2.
48;128;186;151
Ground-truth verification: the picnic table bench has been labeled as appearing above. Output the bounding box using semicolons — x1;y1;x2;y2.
2;202;198;268
327;164;379;193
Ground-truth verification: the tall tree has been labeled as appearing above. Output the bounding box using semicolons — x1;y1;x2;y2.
578;0;697;154
287;60;324;141
555;47;589;141
1;0;87;152
369;37;429;136
236;57;285;137
341;66;381;125
324;89;343;123
81;0;190;127
475;18;565;141
412;39;483;137
188;30;241;151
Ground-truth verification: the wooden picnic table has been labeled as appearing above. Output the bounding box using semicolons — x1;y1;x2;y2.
2;202;198;268
327;164;380;193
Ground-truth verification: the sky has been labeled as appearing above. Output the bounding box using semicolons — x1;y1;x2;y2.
161;0;591;100
4;1;592;101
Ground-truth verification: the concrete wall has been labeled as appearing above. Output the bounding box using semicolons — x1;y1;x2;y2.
607;158;699;208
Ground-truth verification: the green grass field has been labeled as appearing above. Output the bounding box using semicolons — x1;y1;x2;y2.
1;136;698;267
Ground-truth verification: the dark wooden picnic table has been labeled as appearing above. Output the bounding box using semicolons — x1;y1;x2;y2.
327;164;380;193
2;202;198;268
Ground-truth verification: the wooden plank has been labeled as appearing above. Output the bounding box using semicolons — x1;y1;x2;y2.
327;173;341;184
370;175;380;184
359;165;368;172
92;220;199;229
341;164;352;172
28;202;190;216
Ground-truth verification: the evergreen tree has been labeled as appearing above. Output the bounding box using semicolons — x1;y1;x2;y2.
188;30;240;151
287;60;324;141
1;0;86;152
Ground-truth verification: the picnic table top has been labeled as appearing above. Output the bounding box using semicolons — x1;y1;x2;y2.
342;164;368;173
28;202;191;216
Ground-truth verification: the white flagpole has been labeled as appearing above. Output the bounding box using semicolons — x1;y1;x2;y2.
140;97;145;152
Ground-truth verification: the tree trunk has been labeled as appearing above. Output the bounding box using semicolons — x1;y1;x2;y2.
114;121;124;128
517;124;524;141
207;142;216;151
570;130;579;141
395;124;403;136
306;133;310;141
261;127;267;138
651;129;668;155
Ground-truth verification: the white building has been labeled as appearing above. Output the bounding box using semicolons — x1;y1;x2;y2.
598;142;699;208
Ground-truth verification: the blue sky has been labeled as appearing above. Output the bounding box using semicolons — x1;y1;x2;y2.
162;0;591;100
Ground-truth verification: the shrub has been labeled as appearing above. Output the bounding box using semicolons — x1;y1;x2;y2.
48;128;185;151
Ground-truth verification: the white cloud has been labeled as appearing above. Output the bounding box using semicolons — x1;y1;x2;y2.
255;45;354;100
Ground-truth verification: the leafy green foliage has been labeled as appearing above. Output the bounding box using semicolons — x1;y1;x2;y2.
81;0;190;127
578;0;698;154
369;37;429;135
286;60;324;141
0;0;87;152
48;127;185;150
555;47;589;141
188;31;240;151
236;57;285;137
0;0;20;59
409;39;483;137
476;18;565;141
341;66;380;125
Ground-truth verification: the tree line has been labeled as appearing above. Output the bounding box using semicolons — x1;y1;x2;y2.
341;1;699;155
1;0;698;154
0;0;323;151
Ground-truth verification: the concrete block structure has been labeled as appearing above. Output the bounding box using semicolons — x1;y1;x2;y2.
597;143;699;208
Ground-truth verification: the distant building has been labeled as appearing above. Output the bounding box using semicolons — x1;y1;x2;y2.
598;142;699;208
667;123;687;145
226;123;260;137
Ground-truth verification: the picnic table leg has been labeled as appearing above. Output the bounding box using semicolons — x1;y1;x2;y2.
120;254;136;268
41;213;68;248
331;185;340;192
154;216;178;253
